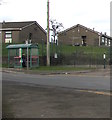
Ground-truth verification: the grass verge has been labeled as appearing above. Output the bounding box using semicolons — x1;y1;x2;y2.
30;66;96;72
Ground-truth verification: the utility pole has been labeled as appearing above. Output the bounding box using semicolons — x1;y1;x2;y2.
47;0;50;66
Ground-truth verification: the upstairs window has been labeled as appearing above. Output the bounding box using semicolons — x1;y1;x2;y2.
5;31;12;43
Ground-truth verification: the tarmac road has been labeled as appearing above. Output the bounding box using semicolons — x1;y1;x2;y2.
3;80;110;118
2;71;110;91
2;71;111;118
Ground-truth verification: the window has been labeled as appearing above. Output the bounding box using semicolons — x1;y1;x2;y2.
109;40;111;46
29;33;32;40
5;31;12;43
101;37;105;43
105;38;107;46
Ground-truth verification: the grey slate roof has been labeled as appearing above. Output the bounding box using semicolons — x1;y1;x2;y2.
0;21;46;34
59;24;112;39
2;21;35;29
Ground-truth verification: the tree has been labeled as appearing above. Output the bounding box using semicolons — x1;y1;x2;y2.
50;19;64;45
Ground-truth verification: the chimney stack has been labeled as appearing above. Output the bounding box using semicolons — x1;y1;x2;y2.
3;20;5;24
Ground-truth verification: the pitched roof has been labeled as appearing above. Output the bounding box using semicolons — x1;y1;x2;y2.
2;21;36;29
59;24;100;35
0;21;46;34
59;24;112;39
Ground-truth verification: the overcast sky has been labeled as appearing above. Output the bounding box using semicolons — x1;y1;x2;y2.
0;0;111;35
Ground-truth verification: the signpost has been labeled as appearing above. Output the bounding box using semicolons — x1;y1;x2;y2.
103;53;106;69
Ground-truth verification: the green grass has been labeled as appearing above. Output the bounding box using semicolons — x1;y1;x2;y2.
2;43;109;57
58;44;109;55
2;43;110;68
31;66;96;72
2;43;47;57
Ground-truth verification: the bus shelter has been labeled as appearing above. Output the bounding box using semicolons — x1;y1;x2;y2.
6;44;39;68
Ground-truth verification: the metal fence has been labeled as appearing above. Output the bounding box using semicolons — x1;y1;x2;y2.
3;43;111;68
46;43;110;67
39;52;110;67
52;54;109;66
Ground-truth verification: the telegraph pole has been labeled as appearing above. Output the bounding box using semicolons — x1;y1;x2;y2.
47;0;50;66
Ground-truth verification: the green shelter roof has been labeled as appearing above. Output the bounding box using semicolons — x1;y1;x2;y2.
6;44;38;49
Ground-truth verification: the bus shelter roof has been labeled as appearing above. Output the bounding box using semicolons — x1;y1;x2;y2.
6;44;38;49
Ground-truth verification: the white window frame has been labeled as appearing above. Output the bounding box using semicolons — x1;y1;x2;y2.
5;31;12;43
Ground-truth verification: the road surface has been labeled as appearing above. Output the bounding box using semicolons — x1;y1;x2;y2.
2;71;110;91
2;71;110;118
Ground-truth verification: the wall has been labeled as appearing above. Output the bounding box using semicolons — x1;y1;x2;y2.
19;23;47;44
2;30;20;43
2;31;5;43
12;31;20;43
2;23;47;44
58;26;99;46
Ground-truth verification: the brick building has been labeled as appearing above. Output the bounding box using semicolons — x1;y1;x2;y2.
58;24;111;46
0;21;47;44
